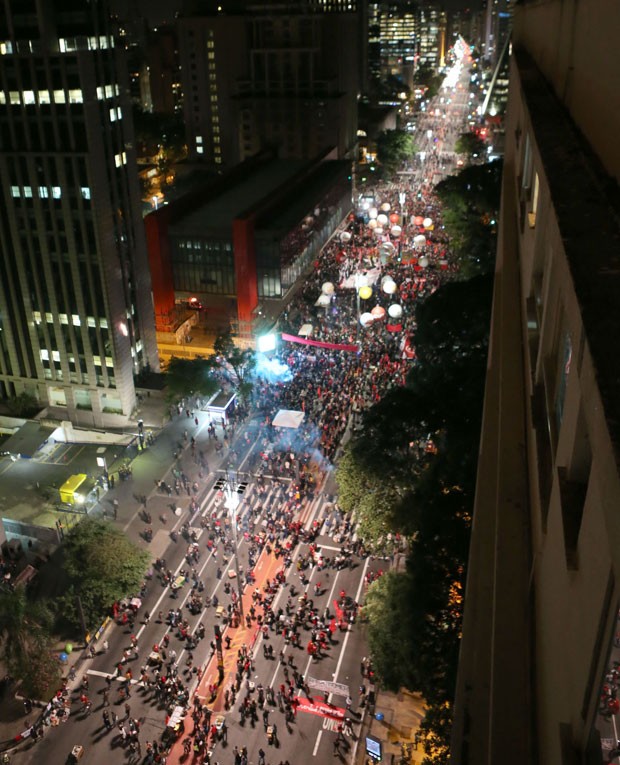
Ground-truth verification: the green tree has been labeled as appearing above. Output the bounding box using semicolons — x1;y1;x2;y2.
213;328;256;397
454;131;486;161
376;129;417;176
165;356;219;401
60;519;150;630
414;64;443;99
3;392;40;417
0;586;61;699
435;161;502;277
418;701;453;765
364;571;419;691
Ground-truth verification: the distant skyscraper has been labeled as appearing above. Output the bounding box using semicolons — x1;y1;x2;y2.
417;4;444;69
177;0;360;167
0;0;158;427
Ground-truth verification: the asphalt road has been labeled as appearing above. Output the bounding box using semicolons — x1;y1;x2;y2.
13;460;381;765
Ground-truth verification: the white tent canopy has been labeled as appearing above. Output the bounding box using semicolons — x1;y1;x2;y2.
272;409;305;429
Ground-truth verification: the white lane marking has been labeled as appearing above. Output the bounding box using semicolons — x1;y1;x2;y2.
312;729;323;756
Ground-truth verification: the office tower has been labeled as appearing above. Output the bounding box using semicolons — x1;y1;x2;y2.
451;0;620;763
379;1;418;89
0;0;158;427
482;0;512;68
177;0;360;167
417;4;444;70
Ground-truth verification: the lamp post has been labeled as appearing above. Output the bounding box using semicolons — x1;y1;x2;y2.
213;472;247;621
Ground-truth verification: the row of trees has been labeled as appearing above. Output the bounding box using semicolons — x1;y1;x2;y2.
336;162;500;763
0;519;149;699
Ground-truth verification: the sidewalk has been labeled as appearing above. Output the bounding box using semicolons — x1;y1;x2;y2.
356;687;426;765
0;398;237;751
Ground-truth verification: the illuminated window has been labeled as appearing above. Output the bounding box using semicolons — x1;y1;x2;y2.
196;135;203;144
68;89;83;103
40;349;49;361
87;317;96;327
23;90;35;104
52;350;60;362
528;172;540;228
39;89;50;104
53;90;65;103
10;186;20;197
0;92;5;104
81;187;91;199
105;85;114;98
72;315;81;326
109;106;117;121
38;186;49;198
0;41;13;55
9;91;20;104
24;186;32;198
196;146;204;154
52;186;61;199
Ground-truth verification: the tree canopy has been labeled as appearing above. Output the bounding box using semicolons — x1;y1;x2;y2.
376;129;417;176
435;161;502;278
0;586;61;699
165;356;219;401
414;64;444;99
454;131;486;161
213;328;256;399
60;518;149;630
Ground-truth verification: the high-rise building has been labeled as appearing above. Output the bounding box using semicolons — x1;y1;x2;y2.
416;4;445;70
368;1;417;90
177;0;360;168
452;0;620;763
482;0;512;68
0;0;158;427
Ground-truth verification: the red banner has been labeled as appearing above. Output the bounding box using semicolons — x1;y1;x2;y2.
281;333;359;353
296;696;346;720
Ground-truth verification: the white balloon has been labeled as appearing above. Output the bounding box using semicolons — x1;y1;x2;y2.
391;225;402;236
414;235;426;248
340;231;352;242
369;207;378;219
382;279;397;295
368;218;378;229
317;294;331;306
374;226;384;235
388;304;403;319
360;312;374;327
321;281;335;295
423;217;433;228
419;256;430;268
356;274;369;288
377;213;389;226
380;202;391;211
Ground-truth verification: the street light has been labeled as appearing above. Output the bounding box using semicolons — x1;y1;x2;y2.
213;472;248;621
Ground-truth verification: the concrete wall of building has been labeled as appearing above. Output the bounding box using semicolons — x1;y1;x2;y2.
512;0;620;184
453;1;620;762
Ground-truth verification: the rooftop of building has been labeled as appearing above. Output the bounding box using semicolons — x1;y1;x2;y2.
162;151;350;239
168;159;307;237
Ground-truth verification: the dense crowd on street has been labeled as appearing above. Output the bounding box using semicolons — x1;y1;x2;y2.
17;59;475;765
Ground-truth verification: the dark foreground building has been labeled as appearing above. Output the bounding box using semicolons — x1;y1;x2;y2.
452;0;620;763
